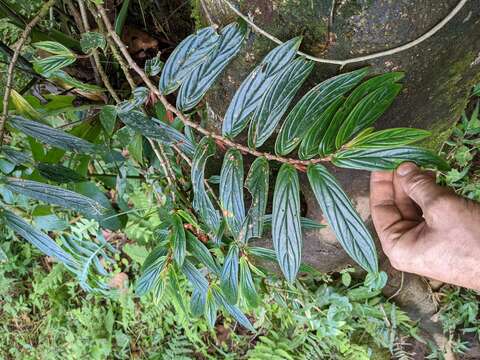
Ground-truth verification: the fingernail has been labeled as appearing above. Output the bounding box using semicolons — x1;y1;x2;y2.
397;162;417;176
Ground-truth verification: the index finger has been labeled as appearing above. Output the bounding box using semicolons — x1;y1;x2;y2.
370;171;403;252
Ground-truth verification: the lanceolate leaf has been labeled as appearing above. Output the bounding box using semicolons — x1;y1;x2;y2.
298;97;344;160
248;58;313;149
171;214;186;267
4;178;106;219
33;55;76;77
211;285;255;332
307;164;378;273
177;22;246;111
136;247;168;296
9;116;97;154
192;138;221;239
239;257;259;308
159;26;220;94
332;147;450;171
247;246;317;274
1;146;32;165
272;164;302;283
275;67;370;155
186;232;220;274
118;110;195;158
220;244;239;304
220;149;245;235
335;83;402;147
347;128;431;149
190;288;207;317
222;37;302;138
2;209;74;267
205;290;218;327
238;157;269;243
36;163;86;183
182;259;209;293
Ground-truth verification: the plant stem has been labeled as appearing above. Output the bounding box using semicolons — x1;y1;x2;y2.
0;0;57;147
94;4;331;168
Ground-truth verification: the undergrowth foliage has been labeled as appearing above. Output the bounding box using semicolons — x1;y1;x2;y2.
0;17;450;332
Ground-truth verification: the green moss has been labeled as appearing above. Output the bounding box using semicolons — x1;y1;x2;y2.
190;0;205;29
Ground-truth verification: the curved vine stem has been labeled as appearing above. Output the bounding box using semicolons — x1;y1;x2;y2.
0;0;57;147
222;0;468;67
94;4;331;168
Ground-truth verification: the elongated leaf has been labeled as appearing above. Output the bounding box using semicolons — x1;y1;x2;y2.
298;97;344;160
1;146;32;165
2;209;74;266
118;110;195;158
347;128;431;149
171;214;186;267
182;259;209;292
4;178;106;219
192;138;221;239
248;58;313;149
220;244;239;304
247;246;317;274
220;149;245;235
335;83;402;147
36;163;86;183
99;105;117;135
51;70;104;93
159;27;220;94
33;55;76;77
239;257;259;308
190;288;207;317
272;164;302;282
332;72;405;149
222;37;302;138
186;232;220;274
136;247;168;296
275;68;370;155
211;285;255;332
10;89;42;121
238;157;269;242
332;147;450;171
9;116;97;154
177;22;246;111
307;164;377;273
33;41;73;56
205;289;218;327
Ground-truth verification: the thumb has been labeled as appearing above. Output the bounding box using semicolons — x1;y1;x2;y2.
395;162;447;210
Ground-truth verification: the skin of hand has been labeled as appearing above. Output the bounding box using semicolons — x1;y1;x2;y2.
370;162;480;291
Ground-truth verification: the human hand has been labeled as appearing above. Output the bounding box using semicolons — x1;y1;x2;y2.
370;162;480;290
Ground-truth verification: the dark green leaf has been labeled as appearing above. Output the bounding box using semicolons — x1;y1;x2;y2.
332;147;450;171
307;164;378;273
2;209;74;266
222;37;301;138
177;22;246;111
5;178;106;219
118;110;195;158
159;27;220;94
298;97;344;160
275;68;370;155
205;290;218;327
136;246;168;296
80;32;106;53
247;246;316;274
220;149;245;235
272;164;302;283
171;214;186;267
182;259;209;293
211;285;255;332
248;58;313;149
239;257;259;308
238;157;269;242
186;232;220;274
220;244;239;304
144;54;163;76
36;163;86;183
9;116;97;154
99;105;117;135
330;72;405;150
347;128;431;149
191;138;221;240
335;83;402;148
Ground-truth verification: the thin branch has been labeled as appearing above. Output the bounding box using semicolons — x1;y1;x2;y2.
0;0;57;146
222;0;468;67
77;0;120;103
94;4;331;168
148;139;177;202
